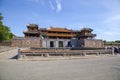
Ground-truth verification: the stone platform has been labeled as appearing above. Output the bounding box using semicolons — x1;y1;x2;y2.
18;48;113;60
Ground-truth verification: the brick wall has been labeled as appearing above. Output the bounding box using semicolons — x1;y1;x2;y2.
84;39;104;48
0;41;11;46
11;37;42;47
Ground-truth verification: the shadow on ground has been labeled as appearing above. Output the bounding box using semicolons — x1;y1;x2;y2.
10;54;18;59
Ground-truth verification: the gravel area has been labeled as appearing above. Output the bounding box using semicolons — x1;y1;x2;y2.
0;49;120;80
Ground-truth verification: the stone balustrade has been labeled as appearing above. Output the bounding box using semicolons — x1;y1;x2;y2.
18;48;112;60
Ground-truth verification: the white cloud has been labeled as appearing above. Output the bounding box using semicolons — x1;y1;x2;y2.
103;14;120;35
56;0;62;13
102;0;120;12
97;15;120;40
104;15;120;24
96;0;120;40
48;0;62;13
48;0;55;11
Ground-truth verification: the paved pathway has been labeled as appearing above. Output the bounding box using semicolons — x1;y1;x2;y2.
0;48;18;61
0;49;120;80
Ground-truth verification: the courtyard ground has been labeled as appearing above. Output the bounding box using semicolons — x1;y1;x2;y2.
0;48;120;80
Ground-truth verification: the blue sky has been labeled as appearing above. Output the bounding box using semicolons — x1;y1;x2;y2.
0;0;120;41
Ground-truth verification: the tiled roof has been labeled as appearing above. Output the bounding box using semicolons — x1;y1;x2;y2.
27;24;38;27
23;31;39;34
45;33;75;37
80;28;93;32
48;27;73;32
77;33;96;37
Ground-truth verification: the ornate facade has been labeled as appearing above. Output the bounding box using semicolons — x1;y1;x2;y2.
12;24;104;48
23;24;96;39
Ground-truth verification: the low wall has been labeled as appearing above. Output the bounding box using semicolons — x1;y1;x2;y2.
18;49;112;60
84;39;104;48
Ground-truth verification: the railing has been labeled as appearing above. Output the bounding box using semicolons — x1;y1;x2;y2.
18;49;112;60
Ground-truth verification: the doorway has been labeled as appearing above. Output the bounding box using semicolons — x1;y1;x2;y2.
50;41;54;47
58;41;63;47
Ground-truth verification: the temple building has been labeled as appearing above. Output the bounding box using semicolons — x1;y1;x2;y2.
12;24;104;48
23;24;96;39
23;24;75;39
40;27;75;39
75;28;96;39
23;24;40;37
70;28;103;48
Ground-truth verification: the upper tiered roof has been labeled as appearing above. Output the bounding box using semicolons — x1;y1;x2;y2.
27;24;38;28
76;27;96;39
23;24;96;39
47;27;72;32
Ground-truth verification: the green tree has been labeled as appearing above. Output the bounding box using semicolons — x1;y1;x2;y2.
0;13;14;42
115;40;120;43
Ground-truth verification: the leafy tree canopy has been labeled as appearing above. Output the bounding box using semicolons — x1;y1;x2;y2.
115;40;120;43
104;40;120;44
0;13;14;42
